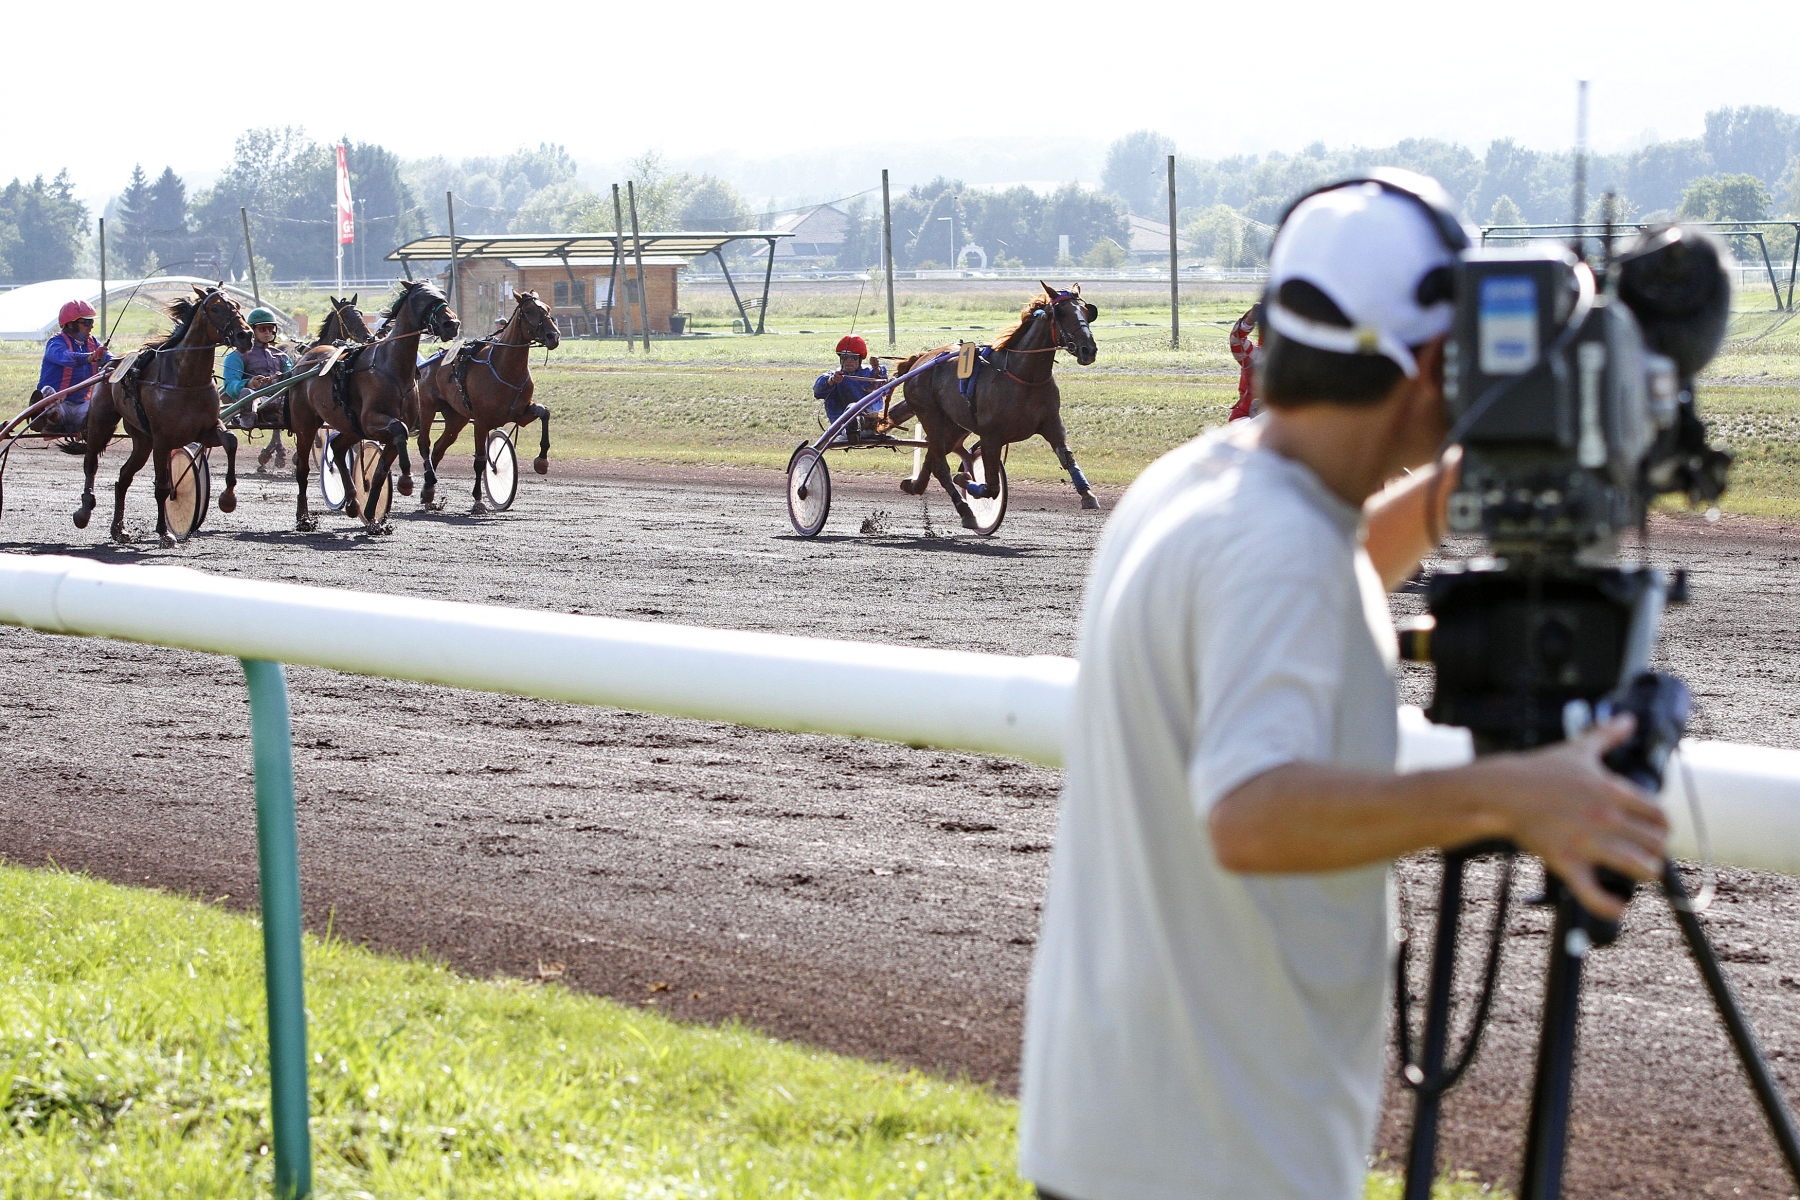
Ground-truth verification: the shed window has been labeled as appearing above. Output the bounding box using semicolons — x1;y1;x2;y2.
553;280;586;308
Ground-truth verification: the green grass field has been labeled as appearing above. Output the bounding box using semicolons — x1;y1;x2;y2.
0;866;1496;1198
7;281;1795;513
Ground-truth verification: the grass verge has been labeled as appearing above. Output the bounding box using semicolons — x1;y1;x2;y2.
0;863;1026;1198
0;864;1503;1197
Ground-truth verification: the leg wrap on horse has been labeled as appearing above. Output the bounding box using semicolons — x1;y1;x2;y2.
1055;445;1092;493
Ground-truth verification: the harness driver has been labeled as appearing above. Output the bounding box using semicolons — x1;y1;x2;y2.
813;334;888;442
224;307;294;468
31;300;108;434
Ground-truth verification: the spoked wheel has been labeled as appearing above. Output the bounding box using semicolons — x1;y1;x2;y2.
351;441;394;526
481;428;519;511
954;443;1008;536
317;430;348;511
786;443;831;537
164;443;212;542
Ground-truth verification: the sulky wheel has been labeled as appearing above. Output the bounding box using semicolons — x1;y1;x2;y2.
481;429;519;511
786;443;831;537
317;430;348;511
954;444;1008;537
351;441;394;526
164;442;212;542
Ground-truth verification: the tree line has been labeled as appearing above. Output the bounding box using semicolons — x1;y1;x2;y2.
1102;106;1800;267
3;107;1797;285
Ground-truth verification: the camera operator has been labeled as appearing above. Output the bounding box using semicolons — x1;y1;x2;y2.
1018;175;1670;1200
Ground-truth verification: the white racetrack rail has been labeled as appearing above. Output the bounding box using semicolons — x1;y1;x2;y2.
3;552;1795;875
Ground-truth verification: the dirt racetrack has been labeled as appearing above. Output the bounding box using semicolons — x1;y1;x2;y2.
3;442;1800;1198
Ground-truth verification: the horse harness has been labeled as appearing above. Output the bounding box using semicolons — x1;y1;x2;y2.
446;325;550;416
119;295;249;433
323;292;452;437
954;292;1091;419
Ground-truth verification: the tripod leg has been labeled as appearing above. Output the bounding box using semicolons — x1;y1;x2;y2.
1663;862;1800;1188
1402;850;1472;1200
1519;880;1589;1200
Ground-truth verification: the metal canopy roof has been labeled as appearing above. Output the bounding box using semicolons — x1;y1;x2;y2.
386;231;791;262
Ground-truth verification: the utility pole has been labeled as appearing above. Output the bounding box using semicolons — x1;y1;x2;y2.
627;181;651;351
882;169;897;349
611;185;632;349
446;192;460;315
98;218;106;339
1167;154;1179;350
240;208;262;305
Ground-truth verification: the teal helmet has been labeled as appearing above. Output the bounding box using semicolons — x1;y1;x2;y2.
247;307;277;327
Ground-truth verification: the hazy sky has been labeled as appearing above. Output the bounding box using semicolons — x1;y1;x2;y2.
12;0;1798;205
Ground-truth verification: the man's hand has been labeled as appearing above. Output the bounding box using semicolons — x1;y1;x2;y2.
828;370;844;385
249;374;272;390
1210;714;1668;921
1467;716;1668;919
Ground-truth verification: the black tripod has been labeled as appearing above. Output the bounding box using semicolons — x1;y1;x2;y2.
1398;564;1800;1200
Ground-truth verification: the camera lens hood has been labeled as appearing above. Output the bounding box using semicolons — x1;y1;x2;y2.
1615;224;1733;379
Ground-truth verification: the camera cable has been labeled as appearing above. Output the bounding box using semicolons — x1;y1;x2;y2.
1393;847;1517;1097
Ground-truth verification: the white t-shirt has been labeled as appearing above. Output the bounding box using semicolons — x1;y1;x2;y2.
1019;423;1400;1200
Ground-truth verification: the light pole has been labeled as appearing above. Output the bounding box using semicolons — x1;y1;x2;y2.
937;215;954;272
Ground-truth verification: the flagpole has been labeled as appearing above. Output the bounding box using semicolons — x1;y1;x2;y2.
335;142;352;296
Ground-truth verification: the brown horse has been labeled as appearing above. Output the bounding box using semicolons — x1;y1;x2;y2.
891;282;1101;527
287;280;459;532
237;295;374;461
72;285;254;546
414;288;558;512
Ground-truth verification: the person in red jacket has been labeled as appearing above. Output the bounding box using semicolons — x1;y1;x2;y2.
1228;301;1263;421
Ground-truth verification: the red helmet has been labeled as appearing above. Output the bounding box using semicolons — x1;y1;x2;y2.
835;334;868;357
59;299;96;327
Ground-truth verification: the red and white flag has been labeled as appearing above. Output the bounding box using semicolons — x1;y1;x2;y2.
336;144;354;245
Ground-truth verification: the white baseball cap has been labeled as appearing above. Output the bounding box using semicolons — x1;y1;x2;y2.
1265;170;1472;378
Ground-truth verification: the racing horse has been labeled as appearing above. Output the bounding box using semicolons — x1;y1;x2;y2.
72;285;254;546
287;280;459;531
414;288;558;512
890;282;1102;527
244;295;374;469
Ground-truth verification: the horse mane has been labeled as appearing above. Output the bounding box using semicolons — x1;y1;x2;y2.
990;295;1052;350
152;296;199;350
381;279;441;320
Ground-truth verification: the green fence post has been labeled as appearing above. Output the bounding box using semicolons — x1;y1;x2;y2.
241;659;313;1199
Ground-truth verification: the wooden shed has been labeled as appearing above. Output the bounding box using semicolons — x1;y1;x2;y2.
452;256;685;337
388;230;795;338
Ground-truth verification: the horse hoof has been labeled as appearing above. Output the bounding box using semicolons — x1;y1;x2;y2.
952;471;971;488
961;513;979;530
159;534;177;549
398;476;414;497
426;498;445;513
72;505;92;530
1080;492;1101;510
296;515;318;533
533;457;548;475
111;527;132;544
344;499;361;519
900;478;922;496
218;490;237;514
471;501;488;516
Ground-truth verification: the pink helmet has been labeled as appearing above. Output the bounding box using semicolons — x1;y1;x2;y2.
59;299;97;327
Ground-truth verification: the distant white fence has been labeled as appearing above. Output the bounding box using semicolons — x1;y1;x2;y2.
5;553;1800;875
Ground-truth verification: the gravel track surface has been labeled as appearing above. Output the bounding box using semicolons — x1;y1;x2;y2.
2;443;1800;1197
